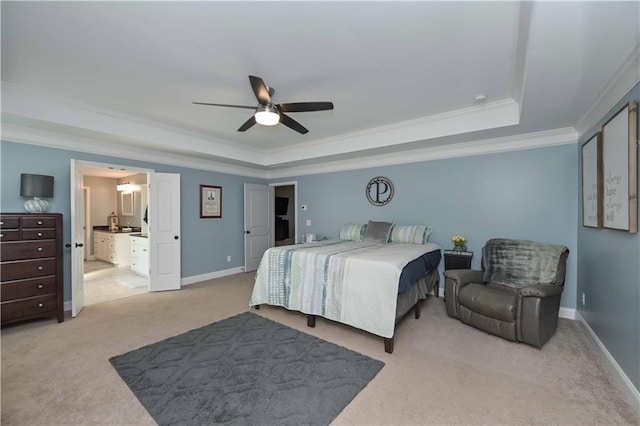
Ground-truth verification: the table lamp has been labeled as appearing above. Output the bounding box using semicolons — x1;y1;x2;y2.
20;173;54;213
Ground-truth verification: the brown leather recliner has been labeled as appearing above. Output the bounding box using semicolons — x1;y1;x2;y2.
444;238;569;348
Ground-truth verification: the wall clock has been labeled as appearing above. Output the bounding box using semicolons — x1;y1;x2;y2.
366;176;394;206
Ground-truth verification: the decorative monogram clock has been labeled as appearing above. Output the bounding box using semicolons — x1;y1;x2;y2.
366;176;394;206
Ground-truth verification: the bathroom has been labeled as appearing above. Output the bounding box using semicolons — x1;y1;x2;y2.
82;170;149;305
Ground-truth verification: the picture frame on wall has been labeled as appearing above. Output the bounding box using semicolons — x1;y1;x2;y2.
581;132;602;228
601;101;637;233
200;185;222;218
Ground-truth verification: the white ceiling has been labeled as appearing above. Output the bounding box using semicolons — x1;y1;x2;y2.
2;1;639;177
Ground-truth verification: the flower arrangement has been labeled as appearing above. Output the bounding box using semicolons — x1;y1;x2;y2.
451;235;467;246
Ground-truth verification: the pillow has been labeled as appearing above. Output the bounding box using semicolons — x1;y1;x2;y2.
338;223;367;241
389;224;432;244
363;220;393;243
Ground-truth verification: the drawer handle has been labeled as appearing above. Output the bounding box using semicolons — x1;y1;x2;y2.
37;247;43;251
37;221;43;225
38;232;43;237
143;249;147;252
37;266;44;270
38;303;44;308
0;221;3;225
0;234;3;238
38;284;44;289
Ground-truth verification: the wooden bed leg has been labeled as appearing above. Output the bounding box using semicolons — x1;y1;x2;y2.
307;315;316;328
384;337;394;354
434;284;439;298
414;299;422;319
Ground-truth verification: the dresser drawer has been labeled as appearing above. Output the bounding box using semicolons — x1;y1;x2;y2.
22;217;56;229
1;294;57;322
0;217;20;229
1;276;57;302
1;258;58;281
22;229;57;240
0;230;21;242
1;240;57;261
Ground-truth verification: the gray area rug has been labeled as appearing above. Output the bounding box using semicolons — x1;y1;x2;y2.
109;312;384;425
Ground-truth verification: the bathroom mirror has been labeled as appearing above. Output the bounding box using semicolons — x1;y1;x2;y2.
121;192;134;216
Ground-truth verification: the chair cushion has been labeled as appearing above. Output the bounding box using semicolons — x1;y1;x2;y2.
482;238;569;287
458;283;517;322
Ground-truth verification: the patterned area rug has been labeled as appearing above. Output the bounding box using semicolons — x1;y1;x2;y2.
110;312;384;425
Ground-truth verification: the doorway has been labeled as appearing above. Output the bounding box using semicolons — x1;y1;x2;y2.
81;167;150;306
273;183;297;246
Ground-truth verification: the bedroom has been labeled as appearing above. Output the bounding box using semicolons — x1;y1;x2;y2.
1;1;639;424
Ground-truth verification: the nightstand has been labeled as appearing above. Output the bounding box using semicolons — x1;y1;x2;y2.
443;250;473;270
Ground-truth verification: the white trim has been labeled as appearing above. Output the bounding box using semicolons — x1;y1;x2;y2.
575;44;640;138
265;127;578;179
558;307;575;320
575;311;640;414
64;300;72;312
2;123;266;178
181;267;245;286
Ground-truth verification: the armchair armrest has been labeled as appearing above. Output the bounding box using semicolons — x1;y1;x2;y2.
519;283;563;298
443;269;484;286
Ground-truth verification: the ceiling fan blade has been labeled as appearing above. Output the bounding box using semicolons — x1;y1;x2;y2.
279;113;309;134
248;75;271;105
237;116;256;132
277;102;334;113
192;102;256;110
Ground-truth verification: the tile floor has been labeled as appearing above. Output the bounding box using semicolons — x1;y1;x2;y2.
84;260;148;306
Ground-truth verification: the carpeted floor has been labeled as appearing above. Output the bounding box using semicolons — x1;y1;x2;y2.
1;272;638;425
110;312;384;425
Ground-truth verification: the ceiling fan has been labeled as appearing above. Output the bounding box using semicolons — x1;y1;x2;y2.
193;75;334;134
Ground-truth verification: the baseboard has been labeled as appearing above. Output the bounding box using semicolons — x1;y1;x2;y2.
558;307;575;320
181;267;245;286
64;301;72;312
575;311;640;414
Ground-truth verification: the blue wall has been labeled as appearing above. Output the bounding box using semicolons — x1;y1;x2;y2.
283;143;578;308
0;141;265;301
577;82;640;392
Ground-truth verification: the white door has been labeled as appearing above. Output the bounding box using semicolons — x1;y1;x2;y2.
149;172;181;291
244;183;273;272
70;159;85;316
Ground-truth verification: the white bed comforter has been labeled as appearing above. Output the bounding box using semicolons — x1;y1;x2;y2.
250;240;441;338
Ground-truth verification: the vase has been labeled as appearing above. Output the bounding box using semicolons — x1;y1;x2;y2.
454;244;467;252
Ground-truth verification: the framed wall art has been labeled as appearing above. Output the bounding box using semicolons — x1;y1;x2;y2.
200;185;222;218
601;101;637;233
581;132;602;228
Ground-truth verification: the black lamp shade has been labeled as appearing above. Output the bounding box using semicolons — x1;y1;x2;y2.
20;174;54;198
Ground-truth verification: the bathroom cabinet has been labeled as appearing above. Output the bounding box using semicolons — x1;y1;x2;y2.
94;231;131;266
130;235;149;276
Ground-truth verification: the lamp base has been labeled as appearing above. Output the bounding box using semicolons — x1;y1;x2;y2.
24;197;50;213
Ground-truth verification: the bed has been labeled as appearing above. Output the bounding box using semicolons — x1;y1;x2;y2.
249;238;442;353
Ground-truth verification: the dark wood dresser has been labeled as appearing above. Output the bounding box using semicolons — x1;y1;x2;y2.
1;213;64;325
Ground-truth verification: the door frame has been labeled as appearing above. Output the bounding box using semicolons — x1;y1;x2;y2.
270;181;298;245
70;159;153;316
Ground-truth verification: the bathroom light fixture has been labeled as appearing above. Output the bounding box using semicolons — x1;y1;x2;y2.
20;173;54;213
254;104;280;126
117;182;135;193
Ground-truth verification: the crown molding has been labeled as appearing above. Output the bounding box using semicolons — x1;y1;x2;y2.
1;82;266;165
265;127;577;179
1;123;266;178
264;98;520;165
575;44;640;138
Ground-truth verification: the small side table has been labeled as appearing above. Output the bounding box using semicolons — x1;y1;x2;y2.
443;249;473;270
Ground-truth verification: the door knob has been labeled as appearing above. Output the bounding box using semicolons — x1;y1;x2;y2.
245;230;251;234
75;243;84;248
174;235;179;240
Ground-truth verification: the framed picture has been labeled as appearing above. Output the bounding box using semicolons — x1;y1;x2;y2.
601;101;637;233
200;185;222;218
581;132;602;228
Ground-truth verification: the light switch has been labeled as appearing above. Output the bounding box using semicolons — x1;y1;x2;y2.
306;219;312;226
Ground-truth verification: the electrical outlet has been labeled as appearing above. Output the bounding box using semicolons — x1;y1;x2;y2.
227;255;231;262
581;292;586;306
306;219;312;226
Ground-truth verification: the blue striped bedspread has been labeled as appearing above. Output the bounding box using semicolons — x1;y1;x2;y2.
250;240;441;338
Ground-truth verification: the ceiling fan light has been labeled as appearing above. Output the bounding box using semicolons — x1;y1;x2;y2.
255;106;280;126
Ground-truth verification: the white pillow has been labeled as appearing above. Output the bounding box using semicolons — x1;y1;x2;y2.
338;223;367;241
389;224;432;244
